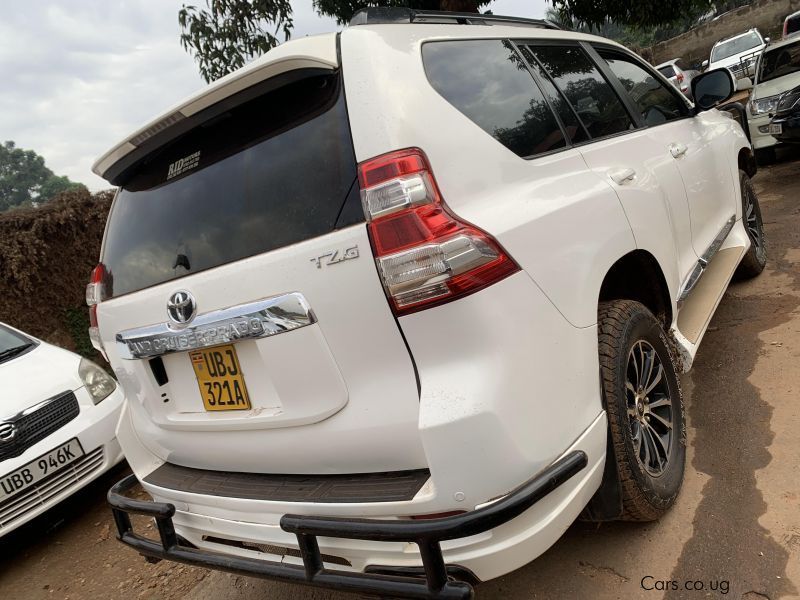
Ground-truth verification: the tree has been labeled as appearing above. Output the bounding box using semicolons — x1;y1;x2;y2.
0;141;86;211
180;0;488;82
547;0;714;30
546;0;753;49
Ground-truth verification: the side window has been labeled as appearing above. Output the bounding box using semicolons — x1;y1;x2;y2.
422;40;567;158
526;45;634;139
518;46;590;145
598;49;687;126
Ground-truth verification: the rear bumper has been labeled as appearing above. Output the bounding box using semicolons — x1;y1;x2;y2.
109;449;587;600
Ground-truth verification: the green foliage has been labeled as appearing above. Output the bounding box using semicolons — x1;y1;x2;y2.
547;0;755;50
0;188;114;357
314;0;485;26
548;0;714;30
179;0;294;83
39;175;87;203
0;141;86;211
64;307;95;360
179;0;486;82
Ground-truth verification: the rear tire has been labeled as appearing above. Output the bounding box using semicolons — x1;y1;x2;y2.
598;300;686;521
735;170;767;279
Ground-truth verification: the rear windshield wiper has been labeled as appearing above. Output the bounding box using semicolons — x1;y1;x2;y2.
0;343;34;363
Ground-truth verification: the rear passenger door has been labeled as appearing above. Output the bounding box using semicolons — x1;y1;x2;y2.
520;42;698;293
593;46;737;263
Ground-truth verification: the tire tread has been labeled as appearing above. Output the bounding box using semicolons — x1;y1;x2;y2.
598;299;685;521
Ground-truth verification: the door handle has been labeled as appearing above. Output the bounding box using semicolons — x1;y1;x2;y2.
670;142;688;158
608;167;636;185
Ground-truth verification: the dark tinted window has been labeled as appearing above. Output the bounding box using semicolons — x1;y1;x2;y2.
527;45;634;139
102;73;358;298
657;65;676;78
759;40;800;83
519;46;589;145
423;40;566;158
788;15;800;36
599;50;687;126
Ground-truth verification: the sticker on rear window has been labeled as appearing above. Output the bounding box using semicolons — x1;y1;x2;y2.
167;151;201;180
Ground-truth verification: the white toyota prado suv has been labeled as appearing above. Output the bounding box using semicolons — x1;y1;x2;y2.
92;9;766;599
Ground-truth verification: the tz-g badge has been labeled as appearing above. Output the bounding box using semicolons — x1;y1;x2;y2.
310;245;359;269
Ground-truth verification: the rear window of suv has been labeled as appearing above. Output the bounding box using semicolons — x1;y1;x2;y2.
657;65;676;78
101;72;359;298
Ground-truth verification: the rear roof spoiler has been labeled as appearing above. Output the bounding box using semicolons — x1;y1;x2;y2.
92;34;338;186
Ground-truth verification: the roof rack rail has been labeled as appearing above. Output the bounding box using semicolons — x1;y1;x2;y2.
349;7;562;30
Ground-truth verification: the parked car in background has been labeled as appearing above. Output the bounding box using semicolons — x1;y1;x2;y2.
0;322;125;536
748;35;800;160
655;58;699;98
769;84;800;143
94;9;765;598
706;29;768;79
784;10;800;39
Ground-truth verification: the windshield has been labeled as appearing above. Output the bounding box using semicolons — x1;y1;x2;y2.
711;33;762;62
758;41;800;83
102;71;359;298
0;325;33;363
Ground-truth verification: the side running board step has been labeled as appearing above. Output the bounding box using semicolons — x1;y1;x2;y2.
678;215;735;303
677;246;745;344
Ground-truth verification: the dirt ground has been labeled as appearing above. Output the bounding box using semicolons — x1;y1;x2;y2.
1;150;799;600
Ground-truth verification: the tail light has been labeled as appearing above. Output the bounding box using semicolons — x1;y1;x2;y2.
86;264;109;361
359;148;518;315
676;72;684;83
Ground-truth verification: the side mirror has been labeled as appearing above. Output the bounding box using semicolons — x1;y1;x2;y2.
692;68;735;111
702;59;710;69
765;36;771;44
737;77;754;91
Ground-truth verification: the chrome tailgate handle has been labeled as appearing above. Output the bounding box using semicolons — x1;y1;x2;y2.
115;292;316;360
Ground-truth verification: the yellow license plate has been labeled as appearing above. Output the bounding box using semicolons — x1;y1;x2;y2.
189;345;251;411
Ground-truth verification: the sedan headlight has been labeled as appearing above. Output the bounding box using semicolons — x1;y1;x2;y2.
777;90;800;113
79;358;116;404
749;94;780;115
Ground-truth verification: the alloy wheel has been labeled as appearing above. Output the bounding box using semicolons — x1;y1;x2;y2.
743;181;765;259
625;340;674;477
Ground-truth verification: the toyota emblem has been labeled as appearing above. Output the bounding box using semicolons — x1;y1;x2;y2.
167;290;197;326
0;422;16;443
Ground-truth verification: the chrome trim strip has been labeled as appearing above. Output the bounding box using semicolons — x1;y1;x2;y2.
115;292;316;360
0;390;75;424
678;215;736;303
698;215;735;267
678;262;704;302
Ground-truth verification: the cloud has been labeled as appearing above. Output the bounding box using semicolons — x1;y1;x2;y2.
1;0;546;191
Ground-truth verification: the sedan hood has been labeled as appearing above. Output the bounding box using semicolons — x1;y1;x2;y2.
0;342;83;418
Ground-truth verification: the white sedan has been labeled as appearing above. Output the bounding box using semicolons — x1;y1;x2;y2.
0;322;125;536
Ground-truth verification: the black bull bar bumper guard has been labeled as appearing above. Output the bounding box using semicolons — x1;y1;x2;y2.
108;450;587;600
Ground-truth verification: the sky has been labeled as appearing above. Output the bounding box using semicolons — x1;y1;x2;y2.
0;0;549;191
